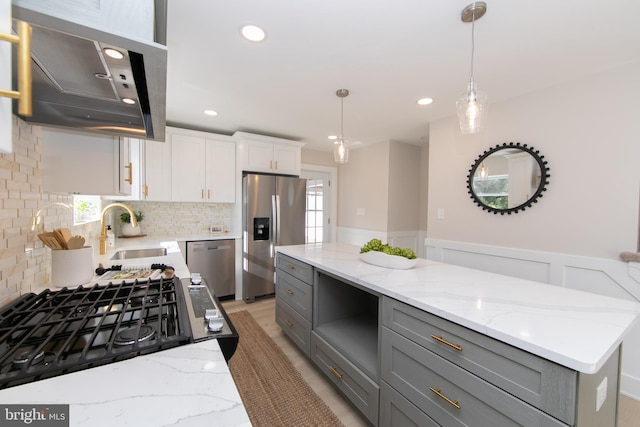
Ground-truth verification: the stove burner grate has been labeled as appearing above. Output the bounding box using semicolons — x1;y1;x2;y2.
0;277;192;389
114;325;156;346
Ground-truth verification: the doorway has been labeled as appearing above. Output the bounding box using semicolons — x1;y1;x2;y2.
301;166;337;243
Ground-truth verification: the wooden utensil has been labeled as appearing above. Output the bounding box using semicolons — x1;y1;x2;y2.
67;236;85;250
52;229;68;249
38;232;63;249
56;228;73;243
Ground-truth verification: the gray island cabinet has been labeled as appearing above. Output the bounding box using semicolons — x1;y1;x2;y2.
275;244;640;427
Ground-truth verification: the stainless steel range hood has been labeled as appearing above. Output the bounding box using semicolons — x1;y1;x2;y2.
11;0;167;141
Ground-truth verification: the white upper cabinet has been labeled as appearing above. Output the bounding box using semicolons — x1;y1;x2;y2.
168;127;235;203
234;131;304;176
141;137;172;201
42;127;132;196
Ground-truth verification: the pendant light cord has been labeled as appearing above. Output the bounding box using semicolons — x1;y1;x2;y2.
340;97;344;138
469;3;476;84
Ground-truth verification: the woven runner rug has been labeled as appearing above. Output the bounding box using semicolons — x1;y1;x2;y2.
228;310;345;427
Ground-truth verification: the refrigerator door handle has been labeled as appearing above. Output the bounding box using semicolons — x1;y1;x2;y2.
270;194;277;257
275;194;281;244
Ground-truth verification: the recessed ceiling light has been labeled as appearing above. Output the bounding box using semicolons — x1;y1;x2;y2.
241;25;266;42
122;98;135;105
328;135;338;140
104;48;124;59
204;110;218;116
417;97;434;106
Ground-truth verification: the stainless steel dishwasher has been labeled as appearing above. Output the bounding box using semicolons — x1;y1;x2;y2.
186;240;235;298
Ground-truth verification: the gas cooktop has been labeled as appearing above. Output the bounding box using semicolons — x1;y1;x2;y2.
0;275;237;389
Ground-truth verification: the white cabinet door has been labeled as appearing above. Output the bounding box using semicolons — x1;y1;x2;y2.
142;138;172;201
273;144;300;175
171;134;206;202
235;132;304;175
43;127;130;196
245;140;275;173
171;133;206;202
0;0;11;153
206;138;235;203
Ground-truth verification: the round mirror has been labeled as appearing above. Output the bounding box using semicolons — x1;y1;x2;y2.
467;142;550;215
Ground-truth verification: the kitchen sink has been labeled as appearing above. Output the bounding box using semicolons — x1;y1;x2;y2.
110;248;167;260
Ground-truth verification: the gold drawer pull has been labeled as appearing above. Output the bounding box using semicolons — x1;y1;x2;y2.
431;335;462;352
124;162;133;183
329;366;343;379
286;289;294;295
284;319;293;327
0;21;32;116
286;264;295;270
429;387;461;410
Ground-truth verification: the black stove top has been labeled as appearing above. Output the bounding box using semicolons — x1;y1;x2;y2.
0;277;192;389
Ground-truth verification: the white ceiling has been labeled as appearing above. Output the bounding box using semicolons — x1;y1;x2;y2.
165;0;640;152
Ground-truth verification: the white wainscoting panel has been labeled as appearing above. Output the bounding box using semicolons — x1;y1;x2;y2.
426;238;640;400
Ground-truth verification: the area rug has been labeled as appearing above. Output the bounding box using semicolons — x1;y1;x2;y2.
228;310;345;427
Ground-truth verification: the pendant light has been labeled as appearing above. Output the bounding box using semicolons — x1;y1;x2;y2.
456;2;488;134
478;161;489;178
334;89;350;164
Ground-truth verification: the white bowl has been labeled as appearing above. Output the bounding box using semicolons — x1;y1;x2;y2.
360;251;418;270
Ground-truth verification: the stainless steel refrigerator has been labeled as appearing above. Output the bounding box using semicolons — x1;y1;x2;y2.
242;173;307;302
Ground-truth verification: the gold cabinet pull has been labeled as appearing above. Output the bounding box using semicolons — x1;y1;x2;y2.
207;189;211;199
201;189;204;199
431;335;462;352
275;160;278;170
143;184;149;198
269;160;273;169
124;162;133;183
0;21;32;116
286;264;295;270
329;366;343;379
284;319;293;327
286;289;294;295
429;387;461;409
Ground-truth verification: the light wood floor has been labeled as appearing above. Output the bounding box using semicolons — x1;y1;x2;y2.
222;298;640;427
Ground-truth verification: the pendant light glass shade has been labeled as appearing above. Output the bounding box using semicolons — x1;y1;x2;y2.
334;137;349;163
333;89;350;164
457;78;488;134
478;161;489;178
458;2;488;134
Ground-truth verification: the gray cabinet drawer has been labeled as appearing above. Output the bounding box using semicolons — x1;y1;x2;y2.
381;328;567;427
382;297;576;425
275;269;312;320
276;299;311;356
276;253;313;284
311;332;380;426
380;381;440;427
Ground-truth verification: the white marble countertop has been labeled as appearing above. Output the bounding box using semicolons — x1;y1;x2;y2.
8;236;250;426
277;243;640;374
0;340;250;427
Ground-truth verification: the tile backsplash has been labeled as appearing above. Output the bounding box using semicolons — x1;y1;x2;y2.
109;201;232;237
0;118;75;306
1;118;234;306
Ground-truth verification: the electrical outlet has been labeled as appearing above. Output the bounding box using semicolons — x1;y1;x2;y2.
437;208;445;220
596;376;607;412
356;208;365;216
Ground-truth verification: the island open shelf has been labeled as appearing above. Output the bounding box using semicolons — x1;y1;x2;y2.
313;269;380;380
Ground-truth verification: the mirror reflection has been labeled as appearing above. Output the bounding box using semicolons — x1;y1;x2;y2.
467;143;550;215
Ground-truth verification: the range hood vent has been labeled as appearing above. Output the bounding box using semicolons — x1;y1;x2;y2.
11;0;167;141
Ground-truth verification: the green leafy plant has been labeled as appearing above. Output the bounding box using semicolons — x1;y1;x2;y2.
120;210;144;223
360;238;417;259
75;200;95;215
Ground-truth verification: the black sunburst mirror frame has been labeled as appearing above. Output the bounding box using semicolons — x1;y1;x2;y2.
466;142;551;215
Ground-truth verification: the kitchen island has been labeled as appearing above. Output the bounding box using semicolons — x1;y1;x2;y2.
0;237;250;427
275;243;640;426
